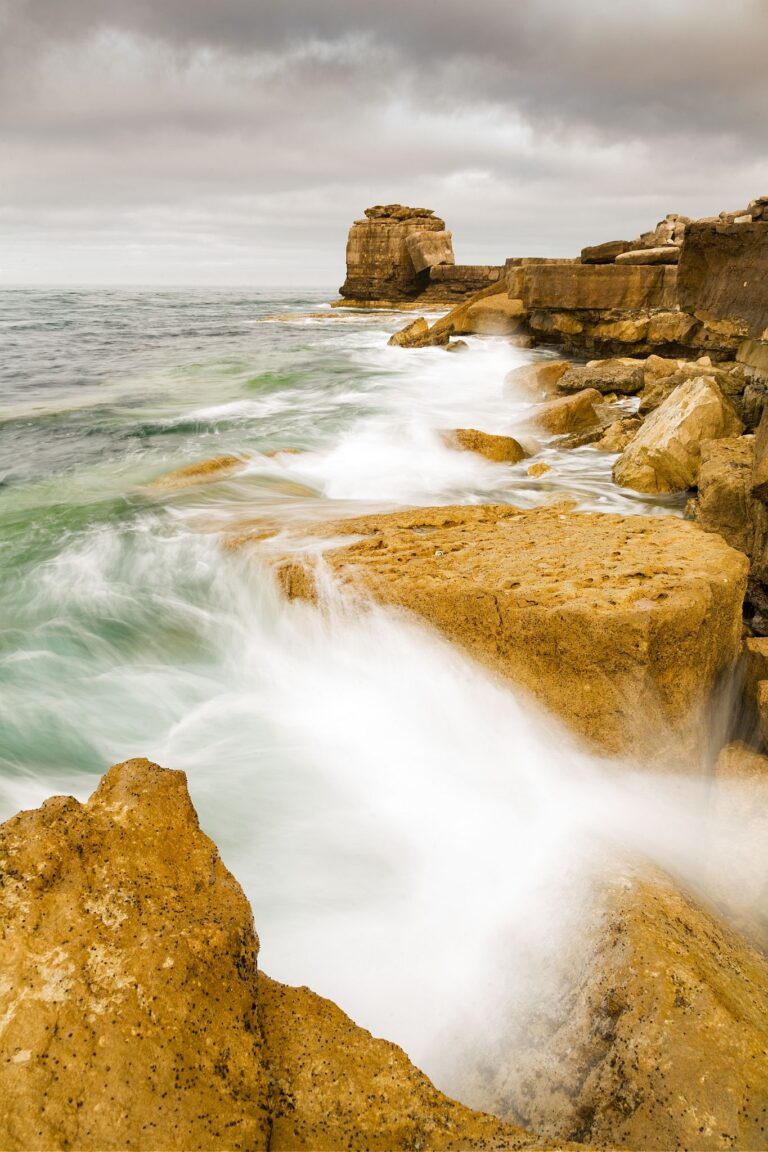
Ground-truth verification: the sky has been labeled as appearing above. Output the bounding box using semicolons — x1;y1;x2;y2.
1;0;767;287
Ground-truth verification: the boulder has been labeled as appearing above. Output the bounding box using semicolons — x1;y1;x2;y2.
148;454;249;490
533;388;603;435
275;504;748;759
445;339;470;353
692;437;755;555
592;417;643;453
528;310;585;337
446;428;527;464
527;462;551;477
504;360;571;399
613;376;744;493
556;361;645;396
388;317;449;348
405;230;454;273
615;246;681;265
0;759;538;1152
580;240;632;264
479;866;768;1150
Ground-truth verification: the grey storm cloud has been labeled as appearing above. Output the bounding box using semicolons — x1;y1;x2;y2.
1;0;767;285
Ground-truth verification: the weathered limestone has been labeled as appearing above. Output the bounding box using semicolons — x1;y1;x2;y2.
387;317;449;348
148;454;249;489
580;240;631;264
613;376;744;493
275;504;748;759
556;360;645;396
615;246;681;266
339;206;502;304
0;759;538;1152
692;437;755;554
480;866;768;1150
516;264;677;312
445;428;527;464
504;359;571;399
591;417;642;453
533;388;603;434
340;206;448;302
405;230;454;273
677;220;768;338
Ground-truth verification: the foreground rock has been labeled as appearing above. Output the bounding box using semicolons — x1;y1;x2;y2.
274;504;747;760
446;428;527;464
0;759;539;1152
613;376;743;493
479;866;768;1150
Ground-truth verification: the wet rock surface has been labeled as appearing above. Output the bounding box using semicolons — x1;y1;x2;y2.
0;759;541;1152
477;866;768;1150
275;504;748;760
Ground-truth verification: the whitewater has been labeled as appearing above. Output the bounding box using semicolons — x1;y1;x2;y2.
0;288;761;1101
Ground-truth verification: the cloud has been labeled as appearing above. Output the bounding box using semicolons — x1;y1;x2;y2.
1;0;767;285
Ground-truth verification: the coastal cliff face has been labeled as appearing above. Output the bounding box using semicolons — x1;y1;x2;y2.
678;220;768;339
0;759;538;1152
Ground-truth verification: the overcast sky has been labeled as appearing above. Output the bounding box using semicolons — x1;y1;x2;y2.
1;0;767;287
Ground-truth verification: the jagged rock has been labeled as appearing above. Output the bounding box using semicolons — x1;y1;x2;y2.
580;240;631;264
387;317;449;348
405;230;454;273
678;220;768;338
275;504;747;759
445;429;527;464
148;454;249;489
615;246;681;265
614;376;744;493
533;388;603;435
478;866;768;1150
0;759;539;1152
556;361;645;396
504;360;571;399
591;417;643;453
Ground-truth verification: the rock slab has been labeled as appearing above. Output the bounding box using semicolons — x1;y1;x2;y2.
276;504;748;760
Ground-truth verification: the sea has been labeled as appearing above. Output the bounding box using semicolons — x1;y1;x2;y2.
2;288;732;1099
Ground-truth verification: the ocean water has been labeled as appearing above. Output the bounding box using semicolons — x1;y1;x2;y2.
1;288;753;1097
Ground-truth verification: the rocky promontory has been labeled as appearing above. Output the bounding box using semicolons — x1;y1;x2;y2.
0;759;538;1151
